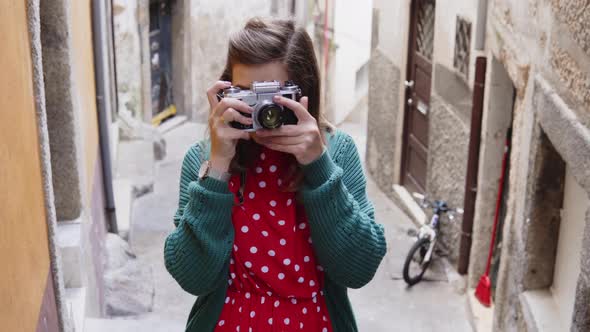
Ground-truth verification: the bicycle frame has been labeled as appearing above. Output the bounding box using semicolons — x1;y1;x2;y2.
417;214;438;264
404;193;464;285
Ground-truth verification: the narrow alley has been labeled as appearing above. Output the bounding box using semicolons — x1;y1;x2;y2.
85;113;472;331
3;1;589;331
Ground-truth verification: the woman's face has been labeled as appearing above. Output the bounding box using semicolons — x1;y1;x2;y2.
232;62;289;143
232;62;289;89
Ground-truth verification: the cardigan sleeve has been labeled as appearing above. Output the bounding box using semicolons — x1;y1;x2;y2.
301;133;386;289
164;143;234;296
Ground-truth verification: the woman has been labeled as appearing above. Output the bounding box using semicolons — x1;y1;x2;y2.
164;17;386;332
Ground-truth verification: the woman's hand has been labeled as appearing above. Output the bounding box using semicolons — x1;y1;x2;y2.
255;96;325;165
206;81;253;172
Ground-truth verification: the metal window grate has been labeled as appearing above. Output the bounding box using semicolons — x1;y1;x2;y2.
416;0;435;60
453;16;471;79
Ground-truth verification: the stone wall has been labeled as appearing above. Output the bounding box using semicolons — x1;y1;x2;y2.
366;48;402;194
172;0;281;122
40;0;111;320
425;66;471;263
41;0;83;220
548;0;590;128
488;0;590;330
113;0;145;120
368;0;590;328
550;0;590;57
492;75;590;331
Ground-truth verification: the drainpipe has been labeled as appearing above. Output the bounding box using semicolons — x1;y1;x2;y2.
458;0;488;274
92;0;118;234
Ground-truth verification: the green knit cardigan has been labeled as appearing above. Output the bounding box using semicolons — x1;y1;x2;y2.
164;129;387;331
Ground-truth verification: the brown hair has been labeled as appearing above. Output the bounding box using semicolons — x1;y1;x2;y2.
220;17;331;190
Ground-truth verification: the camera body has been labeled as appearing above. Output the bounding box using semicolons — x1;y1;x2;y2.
221;80;301;131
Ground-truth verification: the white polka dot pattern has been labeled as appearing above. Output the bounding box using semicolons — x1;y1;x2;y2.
215;147;332;332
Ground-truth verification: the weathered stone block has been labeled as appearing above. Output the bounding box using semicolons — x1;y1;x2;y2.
366;48;401;193
551;0;590;56
550;45;590;115
572;273;590;332
426;93;470;264
534;75;590;194
103;233;154;316
40;0;83;221
580;208;590;277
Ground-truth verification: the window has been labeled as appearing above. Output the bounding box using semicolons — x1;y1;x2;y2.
453;16;471;79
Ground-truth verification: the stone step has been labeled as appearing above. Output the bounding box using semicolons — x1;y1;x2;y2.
65;287;86;332
56;220;83;288
113;178;133;240
84;317;185;332
157;115;187;134
393;184;427;225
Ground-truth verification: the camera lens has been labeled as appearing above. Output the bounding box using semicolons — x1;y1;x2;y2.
258;103;283;129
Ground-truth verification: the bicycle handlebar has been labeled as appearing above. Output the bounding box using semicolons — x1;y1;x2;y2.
412;192;464;215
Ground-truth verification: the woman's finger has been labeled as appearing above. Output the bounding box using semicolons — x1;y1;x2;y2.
257;135;305;146
299;96;308;110
272;95;313;122
217;126;251;141
206;81;232;109
213;98;254;118
255;125;301;137
260;142;297;154
222;108;253;126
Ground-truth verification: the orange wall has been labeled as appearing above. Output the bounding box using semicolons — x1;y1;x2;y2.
71;0;100;199
0;2;53;331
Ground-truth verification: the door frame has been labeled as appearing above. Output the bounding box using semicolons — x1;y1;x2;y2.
399;0;434;193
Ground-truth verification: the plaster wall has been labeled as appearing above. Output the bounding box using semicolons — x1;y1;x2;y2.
432;0;478;83
552;168;588;330
27;0;70;329
71;0;100;206
373;0;409;68
113;0;144;120
326;0;372;125
0;2;55;330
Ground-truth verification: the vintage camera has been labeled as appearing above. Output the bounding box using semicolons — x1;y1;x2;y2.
220;80;301;131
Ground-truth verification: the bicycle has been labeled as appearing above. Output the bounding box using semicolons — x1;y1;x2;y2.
402;193;464;286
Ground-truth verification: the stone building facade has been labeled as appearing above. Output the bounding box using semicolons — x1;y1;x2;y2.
368;0;481;267
113;0;310;124
1;0;121;331
368;0;590;331
112;0;374;126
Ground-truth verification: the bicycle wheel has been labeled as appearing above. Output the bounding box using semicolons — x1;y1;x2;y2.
403;237;432;286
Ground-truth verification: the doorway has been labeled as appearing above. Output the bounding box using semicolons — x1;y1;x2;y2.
400;0;436;194
149;0;175;125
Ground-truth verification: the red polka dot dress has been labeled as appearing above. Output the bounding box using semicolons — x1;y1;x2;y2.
214;147;333;332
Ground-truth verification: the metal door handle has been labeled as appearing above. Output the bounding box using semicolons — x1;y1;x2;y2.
407;98;413;105
417;100;429;115
404;80;415;88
